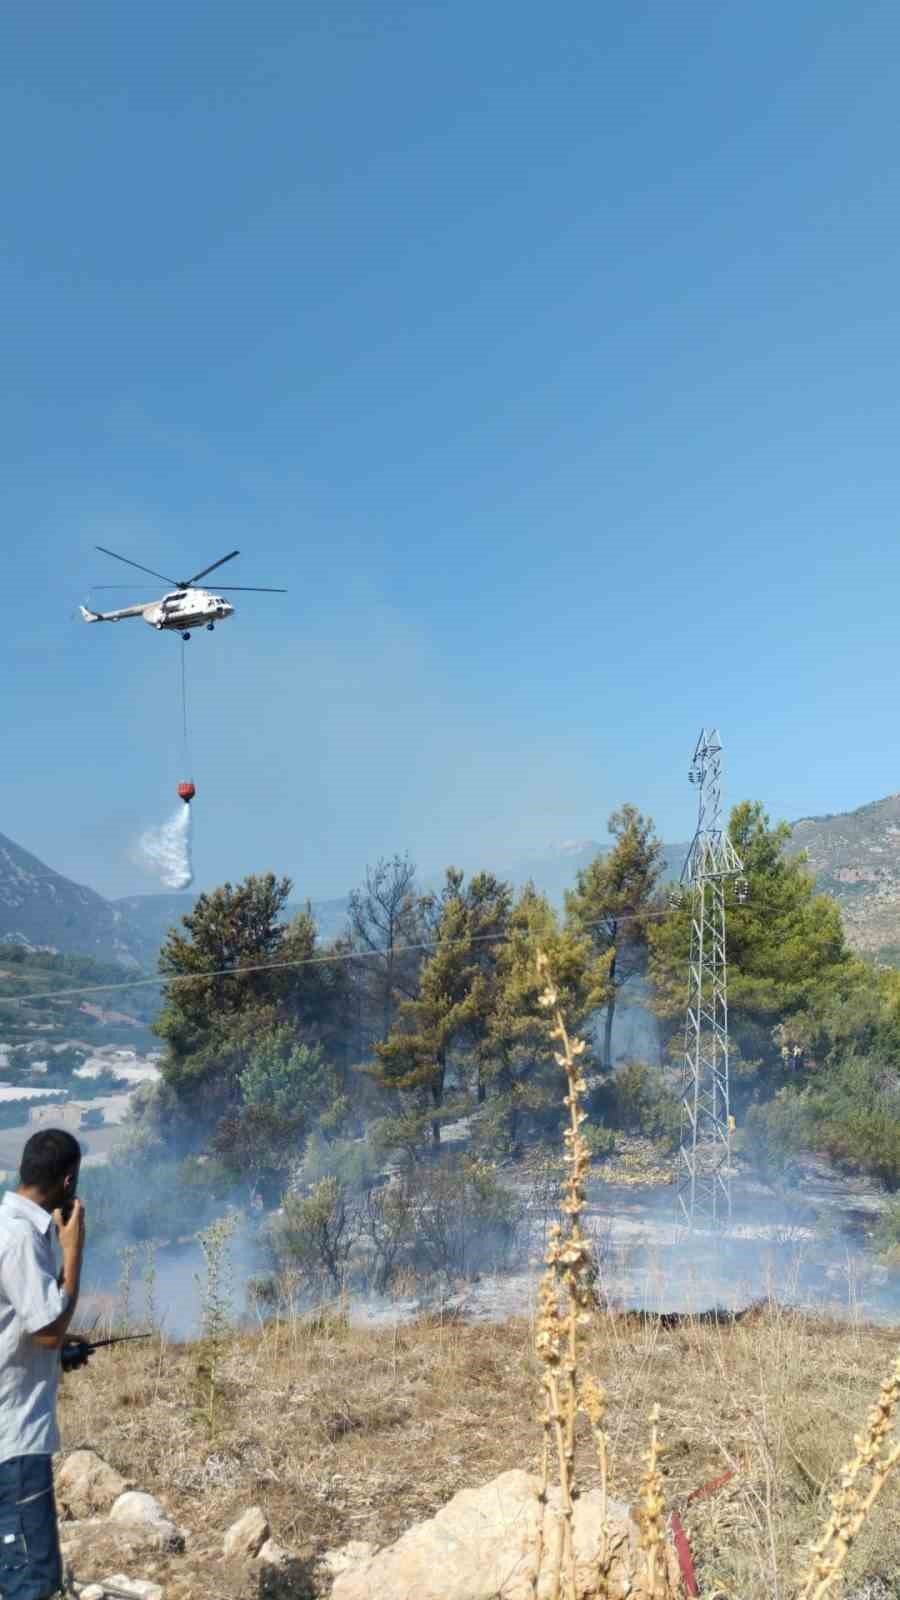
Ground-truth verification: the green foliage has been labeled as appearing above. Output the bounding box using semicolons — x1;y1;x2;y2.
871;1199;900;1259
155;874;347;1129
582;1122;616;1160
193;1214;237;1436
595;1060;680;1149
565;805;665;1069
738;1092;811;1183
371;869;513;1144
805;1055;900;1189
649;801;858;1099
268;1177;353;1294
299;1131;380;1191
0;1100;33;1130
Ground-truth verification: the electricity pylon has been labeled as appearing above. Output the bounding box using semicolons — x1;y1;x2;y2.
674;729;746;1232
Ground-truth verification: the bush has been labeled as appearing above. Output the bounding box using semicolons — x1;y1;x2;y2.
298;1131;380;1192
582;1123;616;1161
597;1060;680;1149
266;1177;353;1294
738;1091;810;1184
266;1153;526;1296
872;1199;900;1260
402;1156;525;1282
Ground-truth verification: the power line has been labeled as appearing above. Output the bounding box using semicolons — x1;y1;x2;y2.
0;903;695;1009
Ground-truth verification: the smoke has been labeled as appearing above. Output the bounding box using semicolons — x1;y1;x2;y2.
137;805;193;890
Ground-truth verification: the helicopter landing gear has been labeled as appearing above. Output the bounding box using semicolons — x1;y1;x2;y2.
206;622;215;631
182;631;191;642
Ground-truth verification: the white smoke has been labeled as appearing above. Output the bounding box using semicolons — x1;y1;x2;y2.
137;804;194;890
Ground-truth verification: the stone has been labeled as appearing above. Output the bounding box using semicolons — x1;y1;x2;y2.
109;1492;169;1527
56;1451;134;1520
102;1577;164;1600
223;1506;269;1560
77;1588;105;1600
330;1469;682;1600
59;1517;183;1568
319;1540;380;1578
258;1538;289;1566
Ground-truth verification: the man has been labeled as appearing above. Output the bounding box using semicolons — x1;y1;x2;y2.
0;1128;86;1600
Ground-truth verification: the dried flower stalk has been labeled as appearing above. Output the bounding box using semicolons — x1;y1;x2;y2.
797;1349;900;1599
581;1373;611;1594
637;1403;668;1598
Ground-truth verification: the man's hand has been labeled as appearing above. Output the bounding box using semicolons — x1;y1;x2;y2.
53;1199;85;1258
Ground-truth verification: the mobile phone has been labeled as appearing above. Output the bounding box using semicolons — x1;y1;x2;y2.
60;1197;74;1224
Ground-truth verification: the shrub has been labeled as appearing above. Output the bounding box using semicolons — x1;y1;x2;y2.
601;1060;680;1149
298;1131;380;1192
738;1091;810;1184
267;1176;354;1294
582;1123;616;1161
403;1156;525;1282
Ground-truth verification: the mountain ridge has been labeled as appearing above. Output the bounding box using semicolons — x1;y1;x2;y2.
7;790;900;965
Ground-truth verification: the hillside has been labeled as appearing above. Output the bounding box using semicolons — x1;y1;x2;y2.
50;1305;900;1599
10;792;900;973
789;792;900;957
0;945;158;1051
0;833;151;968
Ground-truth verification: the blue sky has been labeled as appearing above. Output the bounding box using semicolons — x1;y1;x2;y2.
3;1;900;901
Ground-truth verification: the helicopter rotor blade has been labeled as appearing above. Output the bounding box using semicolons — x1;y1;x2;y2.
210;586;287;593
95;546;178;586
182;550;240;586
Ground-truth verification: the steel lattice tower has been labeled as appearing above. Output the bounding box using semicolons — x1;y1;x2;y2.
675;729;745;1232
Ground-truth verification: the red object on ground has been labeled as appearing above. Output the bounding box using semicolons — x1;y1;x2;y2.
177;781;196;803
669;1512;699;1597
686;1468;734;1505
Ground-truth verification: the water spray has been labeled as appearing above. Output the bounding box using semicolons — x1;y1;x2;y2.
137;801;194;890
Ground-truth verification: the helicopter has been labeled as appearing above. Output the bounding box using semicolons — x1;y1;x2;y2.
79;546;286;640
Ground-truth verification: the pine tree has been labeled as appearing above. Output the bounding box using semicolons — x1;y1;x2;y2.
371;868;511;1146
565;806;664;1071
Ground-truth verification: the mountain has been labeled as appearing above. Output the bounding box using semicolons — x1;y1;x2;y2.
0;834;152;968
9;791;900;974
787;793;900;958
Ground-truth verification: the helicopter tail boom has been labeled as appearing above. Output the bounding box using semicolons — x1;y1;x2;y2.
80;604;146;624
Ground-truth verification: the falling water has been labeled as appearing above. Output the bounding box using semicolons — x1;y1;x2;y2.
137;804;194;890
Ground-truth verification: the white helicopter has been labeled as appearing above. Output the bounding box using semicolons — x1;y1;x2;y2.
80;546;286;640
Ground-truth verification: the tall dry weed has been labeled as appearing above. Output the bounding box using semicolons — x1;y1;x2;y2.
534;951;674;1600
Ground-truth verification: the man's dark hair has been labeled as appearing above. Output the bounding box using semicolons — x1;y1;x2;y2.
20;1129;81;1192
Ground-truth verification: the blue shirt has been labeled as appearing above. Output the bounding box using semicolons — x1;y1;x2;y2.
0;1193;67;1460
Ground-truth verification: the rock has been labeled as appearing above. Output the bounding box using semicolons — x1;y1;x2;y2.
77;1588;105;1600
258;1538;289;1566
223;1506;269;1560
109;1492;169;1528
320;1540;380;1578
56;1451;134;1520
330;1469;682;1600
102;1577;164;1600
59;1517;183;1568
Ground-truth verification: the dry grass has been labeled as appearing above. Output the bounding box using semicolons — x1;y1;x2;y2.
57;1299;900;1598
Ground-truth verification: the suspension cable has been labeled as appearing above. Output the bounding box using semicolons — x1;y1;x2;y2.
0;903;700;1007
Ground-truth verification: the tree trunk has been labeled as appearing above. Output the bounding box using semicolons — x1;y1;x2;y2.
431;1058;445;1147
603;947;617;1071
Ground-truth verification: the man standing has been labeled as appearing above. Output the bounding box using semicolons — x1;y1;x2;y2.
0;1128;85;1600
